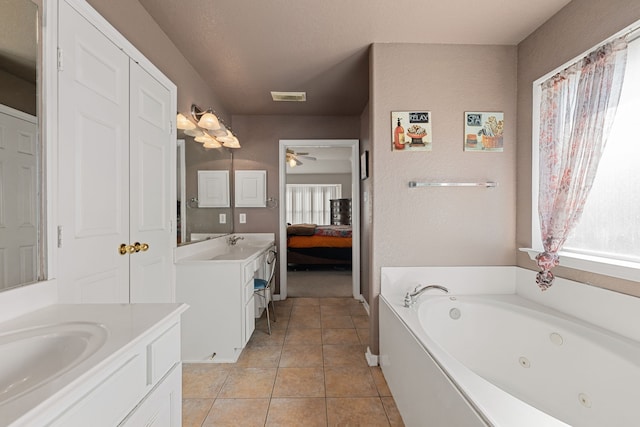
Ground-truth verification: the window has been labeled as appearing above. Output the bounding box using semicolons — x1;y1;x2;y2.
285;184;341;225
531;28;640;280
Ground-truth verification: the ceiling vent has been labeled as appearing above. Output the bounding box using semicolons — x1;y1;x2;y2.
271;91;306;102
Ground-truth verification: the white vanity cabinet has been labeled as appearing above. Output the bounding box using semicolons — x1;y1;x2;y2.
5;304;187;427
176;238;274;362
50;323;182;427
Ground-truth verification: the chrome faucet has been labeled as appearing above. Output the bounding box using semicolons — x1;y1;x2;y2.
227;235;244;246
404;284;449;307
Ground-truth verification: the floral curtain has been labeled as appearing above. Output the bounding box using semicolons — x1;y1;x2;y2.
536;38;628;290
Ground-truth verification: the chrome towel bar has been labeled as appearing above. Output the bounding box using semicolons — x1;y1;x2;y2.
408;181;498;188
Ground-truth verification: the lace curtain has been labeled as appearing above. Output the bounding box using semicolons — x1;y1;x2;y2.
536;38;628;290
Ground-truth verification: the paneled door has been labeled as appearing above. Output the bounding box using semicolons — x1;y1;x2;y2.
0;106;38;289
129;62;173;303
57;2;173;303
57;0;130;303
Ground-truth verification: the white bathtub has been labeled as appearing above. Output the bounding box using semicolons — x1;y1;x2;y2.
379;267;640;427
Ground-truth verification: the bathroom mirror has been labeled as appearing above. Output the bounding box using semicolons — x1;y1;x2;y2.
177;135;233;245
0;0;41;291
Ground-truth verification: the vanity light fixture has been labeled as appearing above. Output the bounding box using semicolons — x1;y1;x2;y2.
176;104;241;149
190;104;221;131
222;136;241;149
176;113;196;130
184;128;205;138
195;132;221;148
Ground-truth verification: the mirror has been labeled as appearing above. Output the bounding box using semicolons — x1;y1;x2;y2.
0;0;40;291
177;136;233;245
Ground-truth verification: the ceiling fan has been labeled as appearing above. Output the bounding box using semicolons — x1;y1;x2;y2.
286;149;316;167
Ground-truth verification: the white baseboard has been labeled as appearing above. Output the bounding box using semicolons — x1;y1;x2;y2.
365;346;379;366
359;295;370;315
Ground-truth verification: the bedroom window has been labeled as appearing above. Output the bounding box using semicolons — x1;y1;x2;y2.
286;184;341;225
530;28;640;282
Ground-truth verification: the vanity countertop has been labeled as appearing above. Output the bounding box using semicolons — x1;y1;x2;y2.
2;303;188;426
175;233;275;264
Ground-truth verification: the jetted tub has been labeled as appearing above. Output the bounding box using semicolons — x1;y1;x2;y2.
380;284;640;426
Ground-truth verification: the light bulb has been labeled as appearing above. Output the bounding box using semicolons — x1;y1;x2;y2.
203;138;222;148
222;136;241;149
176;113;196;130
288;157;297;167
184;128;204;137
195;132;218;144
197;112;221;130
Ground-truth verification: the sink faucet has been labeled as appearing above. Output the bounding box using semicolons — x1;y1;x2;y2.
404;284;449;307
227;235;244;246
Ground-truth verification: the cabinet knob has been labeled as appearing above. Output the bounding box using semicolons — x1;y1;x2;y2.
134;242;150;252
119;244;136;255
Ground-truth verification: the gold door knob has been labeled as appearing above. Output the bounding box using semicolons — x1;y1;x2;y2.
133;242;150;252
119;243;135;255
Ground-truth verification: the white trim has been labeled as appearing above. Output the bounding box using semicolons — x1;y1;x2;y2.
0;104;37;123
359;295;370;316
278;139;361;300
365;347;378;367
520;248;640;282
177;140;186;245
44;0;59;281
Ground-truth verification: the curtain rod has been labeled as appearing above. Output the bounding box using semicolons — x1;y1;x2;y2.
536;21;640;86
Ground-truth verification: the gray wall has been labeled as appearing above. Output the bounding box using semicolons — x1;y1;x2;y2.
360;102;371;304
516;0;640;297
369;43;518;353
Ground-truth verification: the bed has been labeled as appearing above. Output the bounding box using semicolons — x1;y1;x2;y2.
286;224;352;266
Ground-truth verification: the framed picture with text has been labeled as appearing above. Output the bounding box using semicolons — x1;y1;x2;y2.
464;112;504;152
391;111;432;152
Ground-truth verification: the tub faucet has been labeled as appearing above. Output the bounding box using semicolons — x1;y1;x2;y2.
404;284;449;307
227;235;244;246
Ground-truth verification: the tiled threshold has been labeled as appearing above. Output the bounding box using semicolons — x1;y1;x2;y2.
182;297;405;426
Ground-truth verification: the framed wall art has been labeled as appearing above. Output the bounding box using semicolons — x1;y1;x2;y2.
391;111;432;152
464;112;504;152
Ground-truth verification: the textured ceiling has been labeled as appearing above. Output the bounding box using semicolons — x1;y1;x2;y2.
138;0;571;116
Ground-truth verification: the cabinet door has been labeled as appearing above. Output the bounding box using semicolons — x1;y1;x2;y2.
120;363;182;427
57;1;130;303
244;294;255;345
234;170;266;207
129;62;174;303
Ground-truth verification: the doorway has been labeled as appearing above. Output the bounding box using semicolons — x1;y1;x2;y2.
278;139;360;300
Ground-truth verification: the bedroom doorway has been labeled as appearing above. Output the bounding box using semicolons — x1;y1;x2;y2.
278;139;360;300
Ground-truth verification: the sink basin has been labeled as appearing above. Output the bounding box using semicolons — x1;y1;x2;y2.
210;245;263;260
0;322;108;405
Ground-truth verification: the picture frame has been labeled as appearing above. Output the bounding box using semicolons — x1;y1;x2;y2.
360;151;369;180
464;112;504;152
391;111;432;152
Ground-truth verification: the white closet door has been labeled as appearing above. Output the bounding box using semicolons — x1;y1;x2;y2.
129;61;173;303
57;1;130;303
0;107;37;289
